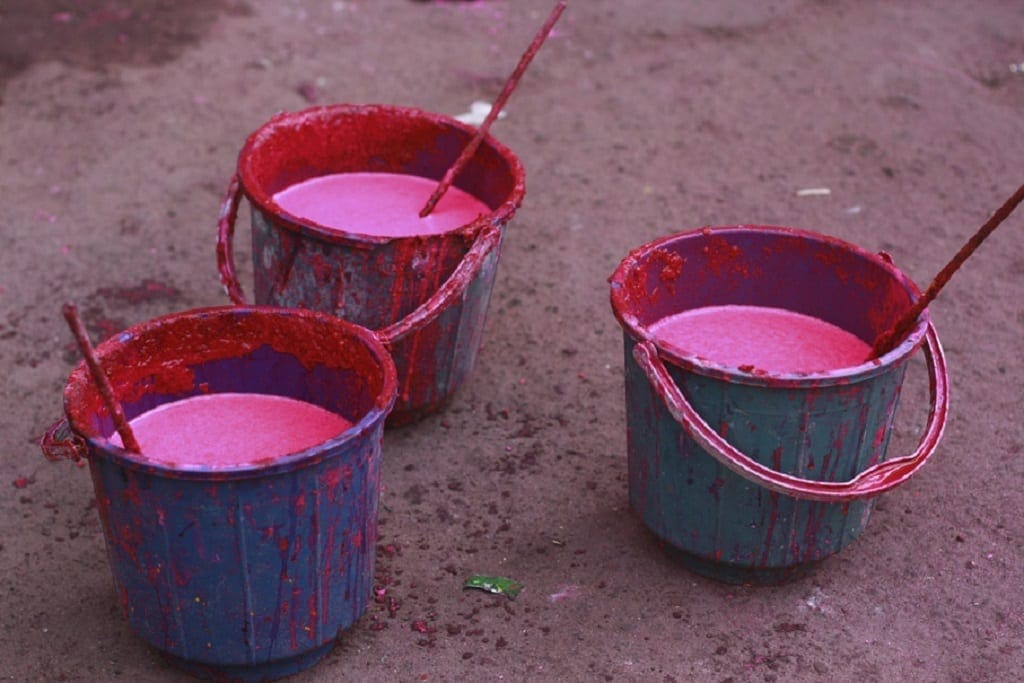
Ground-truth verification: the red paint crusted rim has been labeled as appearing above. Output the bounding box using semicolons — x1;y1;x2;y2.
62;306;398;480
236;103;527;247
608;225;931;388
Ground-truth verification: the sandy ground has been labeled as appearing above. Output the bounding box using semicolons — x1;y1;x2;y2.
2;1;1023;681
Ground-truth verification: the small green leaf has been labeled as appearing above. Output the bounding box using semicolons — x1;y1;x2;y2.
463;574;524;599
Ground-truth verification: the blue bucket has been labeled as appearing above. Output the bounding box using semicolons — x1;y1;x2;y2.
42;306;397;680
609;226;949;584
216;104;526;426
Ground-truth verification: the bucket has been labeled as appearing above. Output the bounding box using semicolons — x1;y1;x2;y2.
216;104;526;426
609;226;949;584
41;306;398;681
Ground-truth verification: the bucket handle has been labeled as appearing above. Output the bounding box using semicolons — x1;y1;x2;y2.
216;173;503;347
39;418;87;463
631;321;949;502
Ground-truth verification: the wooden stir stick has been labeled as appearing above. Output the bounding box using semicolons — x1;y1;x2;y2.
868;183;1024;359
62;302;142;453
420;0;567;217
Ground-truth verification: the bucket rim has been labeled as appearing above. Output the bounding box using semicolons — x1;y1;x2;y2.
608;225;929;388
235;103;527;248
62;305;398;480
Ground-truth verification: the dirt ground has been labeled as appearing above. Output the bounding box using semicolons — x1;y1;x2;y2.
2;1;1022;681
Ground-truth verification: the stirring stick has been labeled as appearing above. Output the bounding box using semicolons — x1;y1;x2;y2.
868;182;1024;359
62;302;142;453
420;0;567;217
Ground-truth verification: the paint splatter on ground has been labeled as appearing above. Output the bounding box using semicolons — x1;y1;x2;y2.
547;584;581;603
0;1;251;100
96;280;181;305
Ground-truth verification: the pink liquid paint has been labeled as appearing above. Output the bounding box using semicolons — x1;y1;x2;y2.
272;172;491;237
648;305;871;373
111;393;352;468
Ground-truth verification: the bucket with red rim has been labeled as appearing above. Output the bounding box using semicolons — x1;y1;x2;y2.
609;226;949;584
217;104;526;426
41;306;397;680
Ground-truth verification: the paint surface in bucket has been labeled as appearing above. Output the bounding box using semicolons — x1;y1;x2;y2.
272;172;491;237
647;305;871;373
109;393;352;468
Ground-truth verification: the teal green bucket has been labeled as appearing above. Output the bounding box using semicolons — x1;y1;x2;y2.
609;226;950;584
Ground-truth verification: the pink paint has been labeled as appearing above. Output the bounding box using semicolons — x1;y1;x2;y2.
548;584;582;603
110;393;351;467
648;305;871;373
272;172;490;237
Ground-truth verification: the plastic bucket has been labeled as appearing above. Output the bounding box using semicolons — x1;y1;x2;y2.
217;104;526;426
41;306;398;681
609;226;949;584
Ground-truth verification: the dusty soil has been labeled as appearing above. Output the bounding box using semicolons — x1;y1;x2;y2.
1;1;1022;681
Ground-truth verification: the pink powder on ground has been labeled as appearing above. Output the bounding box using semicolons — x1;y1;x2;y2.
272;172;491;237
110;393;352;467
647;304;871;373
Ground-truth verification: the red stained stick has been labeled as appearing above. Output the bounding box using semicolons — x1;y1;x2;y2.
62;302;142;453
869;182;1024;358
420;0;567;217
